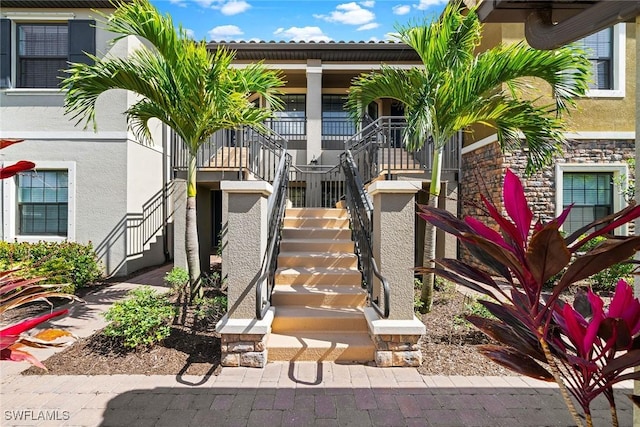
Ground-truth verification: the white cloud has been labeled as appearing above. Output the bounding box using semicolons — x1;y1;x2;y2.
274;26;332;42
184;28;196;39
169;0;188;7
385;31;401;41
314;2;375;26
220;0;251;15
357;22;379;31
392;4;411;15
360;0;375;7
415;0;447;10
208;24;244;40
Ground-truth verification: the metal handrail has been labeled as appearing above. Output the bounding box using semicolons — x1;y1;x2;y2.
341;150;390;319
256;151;291;320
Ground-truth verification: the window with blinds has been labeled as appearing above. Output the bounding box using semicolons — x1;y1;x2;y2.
17;24;68;88
576;27;613;90
17;170;68;236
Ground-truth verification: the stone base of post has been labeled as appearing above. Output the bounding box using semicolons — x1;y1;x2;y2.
364;307;425;367
216;308;274;368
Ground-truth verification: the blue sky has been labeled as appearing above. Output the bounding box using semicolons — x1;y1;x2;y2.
150;0;448;42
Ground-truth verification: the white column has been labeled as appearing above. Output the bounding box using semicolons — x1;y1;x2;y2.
306;59;322;164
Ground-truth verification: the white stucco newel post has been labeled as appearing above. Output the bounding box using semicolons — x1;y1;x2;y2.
215;181;274;368
365;180;426;367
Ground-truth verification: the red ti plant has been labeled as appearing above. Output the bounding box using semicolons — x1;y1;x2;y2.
0;271;78;369
418;169;640;427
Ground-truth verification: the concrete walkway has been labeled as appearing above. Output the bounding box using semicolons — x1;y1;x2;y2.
0;265;634;427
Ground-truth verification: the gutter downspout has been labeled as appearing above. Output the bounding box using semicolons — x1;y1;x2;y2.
525;1;640;50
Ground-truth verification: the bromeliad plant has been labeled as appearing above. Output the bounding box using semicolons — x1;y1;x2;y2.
418;169;640;427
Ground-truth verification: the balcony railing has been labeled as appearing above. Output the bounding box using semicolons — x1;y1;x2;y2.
171;125;287;182
264;117;306;139
345;116;461;183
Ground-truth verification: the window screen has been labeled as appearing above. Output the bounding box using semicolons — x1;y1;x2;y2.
17;24;68;88
18;170;68;236
562;172;613;235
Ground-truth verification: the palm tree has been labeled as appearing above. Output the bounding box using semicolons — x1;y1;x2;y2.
63;0;284;299
346;1;589;312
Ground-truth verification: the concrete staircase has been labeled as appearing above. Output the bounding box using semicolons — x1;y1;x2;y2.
267;207;375;362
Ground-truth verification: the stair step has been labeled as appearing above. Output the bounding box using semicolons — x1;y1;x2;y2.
271;284;366;307
275;267;362;286
278;252;358;268
285;208;347;218
272;306;368;332
283;217;350;229
279;239;354;253
282;227;351;240
267;332;374;362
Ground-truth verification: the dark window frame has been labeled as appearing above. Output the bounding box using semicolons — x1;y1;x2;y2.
562;172;614;235
16;23;69;89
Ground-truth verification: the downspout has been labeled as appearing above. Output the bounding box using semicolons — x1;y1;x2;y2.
525;2;640;50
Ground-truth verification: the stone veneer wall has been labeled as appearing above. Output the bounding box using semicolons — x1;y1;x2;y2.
220;333;268;368
460;138;635;264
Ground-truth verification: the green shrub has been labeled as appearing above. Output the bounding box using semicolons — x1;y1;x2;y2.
164;267;189;294
0;241;102;293
581;236;634;292
193;295;228;321
103;287;176;350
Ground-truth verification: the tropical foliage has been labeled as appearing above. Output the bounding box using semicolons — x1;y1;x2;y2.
63;0;284;299
346;1;590;311
0;241;103;294
418;169;640;427
0;272;78;369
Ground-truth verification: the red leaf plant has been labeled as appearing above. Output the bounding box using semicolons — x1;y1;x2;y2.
0;139;35;179
0;271;79;370
418;168;640;427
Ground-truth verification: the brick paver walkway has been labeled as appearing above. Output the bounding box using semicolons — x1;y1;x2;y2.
0;265;635;426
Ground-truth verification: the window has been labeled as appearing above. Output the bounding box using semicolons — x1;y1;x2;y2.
17;24;68;88
574;24;625;97
17;170;68;236
576;27;612;90
322;95;355;136
271;94;306;137
562;172;612;235
0;18;95;89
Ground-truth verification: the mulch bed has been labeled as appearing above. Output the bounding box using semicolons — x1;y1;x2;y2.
21;282;513;376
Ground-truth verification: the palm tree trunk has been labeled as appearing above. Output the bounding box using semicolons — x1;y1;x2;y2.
420;145;443;312
186;155;202;301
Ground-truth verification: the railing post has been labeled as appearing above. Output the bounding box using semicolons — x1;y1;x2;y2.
215;181;274;368
365;180;426;367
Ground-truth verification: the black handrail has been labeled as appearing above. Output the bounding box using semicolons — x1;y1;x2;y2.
340;150;390;319
345;116;461;183
256;152;291;320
